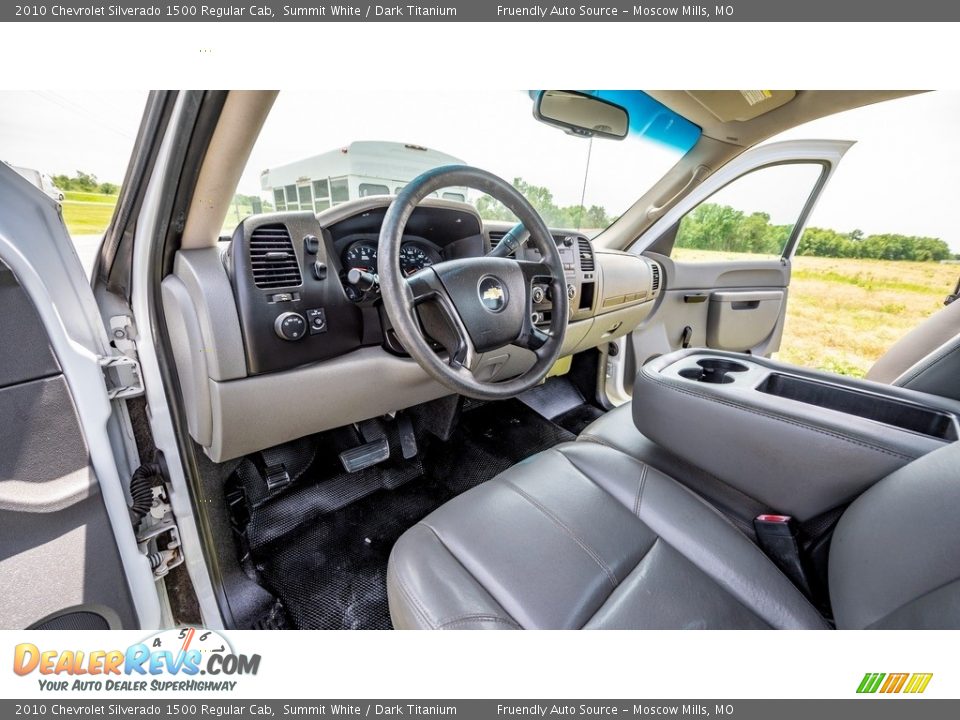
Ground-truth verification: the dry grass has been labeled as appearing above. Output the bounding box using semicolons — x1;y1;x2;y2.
672;248;958;377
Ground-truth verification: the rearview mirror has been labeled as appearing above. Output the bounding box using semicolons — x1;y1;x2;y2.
533;91;629;140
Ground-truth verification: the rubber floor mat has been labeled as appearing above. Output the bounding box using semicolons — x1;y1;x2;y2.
238;399;575;630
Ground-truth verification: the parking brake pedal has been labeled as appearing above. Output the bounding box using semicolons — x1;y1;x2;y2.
339;437;390;473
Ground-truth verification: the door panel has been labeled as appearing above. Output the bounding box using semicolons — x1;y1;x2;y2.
608;140;851;403
630;253;791;365
0;163;159;629
0;261;137;628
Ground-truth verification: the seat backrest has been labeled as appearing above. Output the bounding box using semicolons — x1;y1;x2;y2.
829;441;960;629
867;299;960;401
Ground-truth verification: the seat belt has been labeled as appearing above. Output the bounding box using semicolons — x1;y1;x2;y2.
753;514;813;598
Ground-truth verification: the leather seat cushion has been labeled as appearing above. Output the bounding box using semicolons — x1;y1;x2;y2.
577;402;766;536
388;442;827;630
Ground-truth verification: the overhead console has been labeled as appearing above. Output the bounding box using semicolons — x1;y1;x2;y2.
632;348;960;521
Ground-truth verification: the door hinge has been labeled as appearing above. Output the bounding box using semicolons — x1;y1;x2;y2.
100;314;144;399
99;354;145;399
135;480;185;579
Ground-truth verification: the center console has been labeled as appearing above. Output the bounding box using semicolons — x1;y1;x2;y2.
632;349;960;520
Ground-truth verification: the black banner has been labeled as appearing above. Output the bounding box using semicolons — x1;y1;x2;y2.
4;0;960;22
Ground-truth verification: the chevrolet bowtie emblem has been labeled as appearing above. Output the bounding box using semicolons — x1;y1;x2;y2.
478;276;508;313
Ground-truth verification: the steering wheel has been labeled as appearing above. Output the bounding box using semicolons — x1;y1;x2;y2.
379;165;569;400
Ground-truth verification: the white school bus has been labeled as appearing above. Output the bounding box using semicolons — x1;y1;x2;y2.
259;141;469;213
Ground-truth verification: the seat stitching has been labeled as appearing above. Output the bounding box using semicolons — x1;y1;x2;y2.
582;537;663;629
501;476;619;590
416;521;523;629
436;614;521;630
633;463;648;517
577;433;616;449
640;366;917;461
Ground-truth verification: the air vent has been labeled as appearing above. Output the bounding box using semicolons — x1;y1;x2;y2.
577;237;594;272
651;263;661;292
488;230;506;251
249;224;302;289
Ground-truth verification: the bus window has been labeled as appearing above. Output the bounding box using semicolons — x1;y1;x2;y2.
273;188;285;211
298;185;313;207
359;183;390;198
330;177;349;204
284;185;298;210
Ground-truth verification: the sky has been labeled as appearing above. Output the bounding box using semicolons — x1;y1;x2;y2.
2;89;959;250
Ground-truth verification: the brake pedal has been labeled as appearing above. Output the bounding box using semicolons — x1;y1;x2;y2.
339;437;390;473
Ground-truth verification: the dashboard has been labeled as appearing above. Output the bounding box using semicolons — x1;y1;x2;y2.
163;196;663;462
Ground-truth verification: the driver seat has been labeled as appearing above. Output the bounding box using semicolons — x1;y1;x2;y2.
387;439;960;629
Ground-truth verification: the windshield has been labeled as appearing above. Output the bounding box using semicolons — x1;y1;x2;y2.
227;90;700;238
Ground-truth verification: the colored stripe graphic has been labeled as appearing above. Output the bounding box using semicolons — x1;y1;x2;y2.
857;672;932;694
904;674;933;694
857;673;885;693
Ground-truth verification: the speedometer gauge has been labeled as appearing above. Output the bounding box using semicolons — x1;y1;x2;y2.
343;242;378;272
399;244;434;276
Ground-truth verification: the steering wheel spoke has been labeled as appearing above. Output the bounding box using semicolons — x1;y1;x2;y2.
517;259;557;284
516;322;552;356
404;268;477;371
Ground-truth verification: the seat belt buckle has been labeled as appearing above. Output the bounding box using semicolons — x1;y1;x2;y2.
754;514;812;597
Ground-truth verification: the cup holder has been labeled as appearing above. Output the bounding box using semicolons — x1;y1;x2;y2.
678;358;750;384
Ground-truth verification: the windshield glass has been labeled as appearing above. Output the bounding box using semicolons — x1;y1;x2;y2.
227;90;700;237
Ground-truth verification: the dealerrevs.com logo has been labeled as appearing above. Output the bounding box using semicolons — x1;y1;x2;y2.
13;628;261;692
857;672;933;694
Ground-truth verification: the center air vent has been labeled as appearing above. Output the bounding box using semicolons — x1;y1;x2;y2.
651;263;661;292
577;237;594;271
249;224;302;289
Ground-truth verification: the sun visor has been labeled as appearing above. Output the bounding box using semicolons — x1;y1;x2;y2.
686;90;797;122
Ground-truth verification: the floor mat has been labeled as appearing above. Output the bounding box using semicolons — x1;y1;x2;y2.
234;399;575;630
552;403;605;435
517;377;606;435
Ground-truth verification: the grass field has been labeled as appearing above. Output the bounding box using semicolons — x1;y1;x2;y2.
673;248;958;377
61;191;118;235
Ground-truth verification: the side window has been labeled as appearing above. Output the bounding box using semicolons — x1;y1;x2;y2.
330;177;349;205
313;179;330;212
672;162;824;262
297;184;313;209
284;185;298;210
359;183;390;198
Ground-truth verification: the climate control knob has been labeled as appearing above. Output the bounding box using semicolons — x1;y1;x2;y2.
274;312;307;341
531;285;546;304
567;283;577;300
